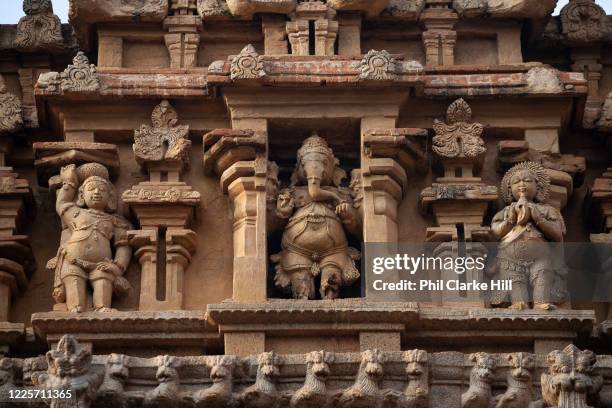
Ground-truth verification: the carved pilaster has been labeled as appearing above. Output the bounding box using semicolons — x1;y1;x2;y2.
420;0;458;66
420;99;496;305
123;100;200;311
587;168;612;332
0;144;35;328
164;0;202;69
287;2;337;56
204;128;270;302
362;127;428;243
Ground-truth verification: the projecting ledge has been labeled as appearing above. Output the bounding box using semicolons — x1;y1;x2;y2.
31;310;217;351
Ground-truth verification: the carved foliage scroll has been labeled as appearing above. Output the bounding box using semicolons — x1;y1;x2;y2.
432;98;485;160
14;0;64;52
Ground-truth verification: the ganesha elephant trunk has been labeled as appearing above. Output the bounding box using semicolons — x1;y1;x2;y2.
307;176;342;204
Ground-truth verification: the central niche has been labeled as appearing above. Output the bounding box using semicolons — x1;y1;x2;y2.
267;118;362;300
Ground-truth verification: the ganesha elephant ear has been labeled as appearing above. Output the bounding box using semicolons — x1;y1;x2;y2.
333;166;346;187
290;168;300;187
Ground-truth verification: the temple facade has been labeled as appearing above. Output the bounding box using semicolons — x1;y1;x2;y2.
1;0;612;406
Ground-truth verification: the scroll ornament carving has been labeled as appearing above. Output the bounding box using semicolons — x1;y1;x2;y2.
490;161;567;310
0;75;23;134
122;186;200;203
14;0;64;52
37;52;100;94
541;345;602;408
461;352;496;408
230;44;266;80
560;0;607;43
50;163;133;313
134;100;191;167
272;134;361;300
34;335;101;408
359;49;397;81
291;351;335;408
432;98;485;160
61;52;100;93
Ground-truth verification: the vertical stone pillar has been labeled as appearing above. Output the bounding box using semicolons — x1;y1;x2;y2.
204;124;270;302
420;1;457;66
262;15;288;55
338;12;361;56
164;0;202;68
360;120;428;299
123;100;200;311
420;99;497;306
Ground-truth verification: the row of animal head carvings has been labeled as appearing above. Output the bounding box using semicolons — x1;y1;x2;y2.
0;335;610;408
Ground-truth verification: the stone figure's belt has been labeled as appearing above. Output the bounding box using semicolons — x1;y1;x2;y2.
282;237;347;277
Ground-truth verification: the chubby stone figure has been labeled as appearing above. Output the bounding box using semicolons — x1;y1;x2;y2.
490;161;567;310
51;163;132;312
272;133;361;300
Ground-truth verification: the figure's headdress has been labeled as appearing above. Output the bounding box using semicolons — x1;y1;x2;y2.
297;132;335;161
500;161;550;204
75;163;117;212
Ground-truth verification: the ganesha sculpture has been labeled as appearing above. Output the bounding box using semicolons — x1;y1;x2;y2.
49;163;132;313
272;133;362;300
490;161;567;310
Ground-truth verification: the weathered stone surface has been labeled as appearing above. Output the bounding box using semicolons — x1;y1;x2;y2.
14;0;64;52
454;0;557;18
560;0;608;44
327;0;391;18
0;75;23;135
36;51;99;95
225;0;296;18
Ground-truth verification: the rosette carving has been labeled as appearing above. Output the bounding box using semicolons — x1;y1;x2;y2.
230;44;266;80
61;52;100;93
359;50;396;80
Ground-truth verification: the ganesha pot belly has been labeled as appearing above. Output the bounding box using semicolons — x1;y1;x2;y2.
272;133;361;300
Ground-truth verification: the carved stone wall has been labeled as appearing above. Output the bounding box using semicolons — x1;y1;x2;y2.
1;1;612;406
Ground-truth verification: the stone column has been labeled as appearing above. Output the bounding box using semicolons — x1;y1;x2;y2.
164;0;202;68
360;120;428;304
123;100;200;311
420;1;458;67
203;125;270;303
